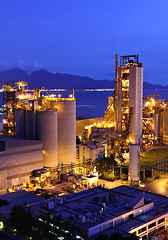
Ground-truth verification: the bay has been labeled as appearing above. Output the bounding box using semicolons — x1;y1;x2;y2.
0;88;168;118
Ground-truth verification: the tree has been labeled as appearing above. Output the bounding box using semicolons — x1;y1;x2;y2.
5;205;76;240
121;173;128;181
94;232;108;240
96;154;117;180
7;204;34;238
118;153;126;165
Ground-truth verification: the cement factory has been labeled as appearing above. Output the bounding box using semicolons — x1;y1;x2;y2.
0;54;168;190
78;54;168;185
0;82;76;189
1;55;168;240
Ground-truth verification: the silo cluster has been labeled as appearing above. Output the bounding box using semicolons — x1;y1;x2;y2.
15;98;76;168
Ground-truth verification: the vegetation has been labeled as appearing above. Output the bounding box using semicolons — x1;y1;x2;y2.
96;154;118;181
154;173;160;179
121;173;128;181
140;148;168;166
0;198;9;207
4;204;76;240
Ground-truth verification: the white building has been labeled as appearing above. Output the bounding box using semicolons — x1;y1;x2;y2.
48;186;168;239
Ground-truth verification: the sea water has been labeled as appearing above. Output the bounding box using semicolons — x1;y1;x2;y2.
0;88;168;118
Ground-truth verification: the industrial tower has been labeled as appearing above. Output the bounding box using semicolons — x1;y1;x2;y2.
114;54;143;185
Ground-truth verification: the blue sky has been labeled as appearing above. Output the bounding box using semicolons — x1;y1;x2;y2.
0;0;168;84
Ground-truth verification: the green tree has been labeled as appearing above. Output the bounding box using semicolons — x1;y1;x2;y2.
94;232;108;240
121;173;128;181
7;204;34;238
96;154;117;180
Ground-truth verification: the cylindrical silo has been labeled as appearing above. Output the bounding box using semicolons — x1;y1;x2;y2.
56;99;76;165
128;144;140;186
37;110;58;167
15;109;26;137
25;110;36;139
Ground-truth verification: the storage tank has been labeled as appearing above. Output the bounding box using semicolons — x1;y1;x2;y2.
25;110;36;139
37;110;58;167
56;99;76;165
15;109;26;137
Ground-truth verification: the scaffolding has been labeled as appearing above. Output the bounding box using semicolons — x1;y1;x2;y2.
2;81;28;134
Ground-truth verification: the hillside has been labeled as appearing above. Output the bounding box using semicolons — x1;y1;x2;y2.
0;68;167;90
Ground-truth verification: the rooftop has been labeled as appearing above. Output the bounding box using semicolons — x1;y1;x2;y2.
0;190;44;218
50;186;168;230
0;136;42;150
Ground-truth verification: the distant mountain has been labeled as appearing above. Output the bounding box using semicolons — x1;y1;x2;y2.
0;68;167;90
0;68;28;83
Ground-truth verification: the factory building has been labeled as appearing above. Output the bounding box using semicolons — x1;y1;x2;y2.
77;142;105;162
114;55;143;185
39;186;168;239
2;81;76;176
0;137;43;189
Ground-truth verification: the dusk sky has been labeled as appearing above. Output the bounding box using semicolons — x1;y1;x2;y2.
1;1;168;85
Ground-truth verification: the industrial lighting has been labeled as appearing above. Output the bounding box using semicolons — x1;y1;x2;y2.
2;119;8;124
0;221;4;230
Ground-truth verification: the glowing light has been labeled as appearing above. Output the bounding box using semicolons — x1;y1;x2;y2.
2;119;8;124
0;221;4;230
18;93;31;99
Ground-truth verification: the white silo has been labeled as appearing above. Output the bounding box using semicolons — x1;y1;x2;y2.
37;110;58;167
56;99;76;165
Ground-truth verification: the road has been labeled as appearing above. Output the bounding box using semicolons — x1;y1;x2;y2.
99;174;168;197
141;173;168;196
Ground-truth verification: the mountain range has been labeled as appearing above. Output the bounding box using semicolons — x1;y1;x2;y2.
0;68;167;90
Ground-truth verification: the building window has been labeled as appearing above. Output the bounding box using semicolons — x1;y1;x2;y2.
148;222;156;229
138;226;146;234
129;214;134;219
158;218;165;224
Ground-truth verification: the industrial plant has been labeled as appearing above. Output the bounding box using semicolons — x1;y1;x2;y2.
79;54;168;186
0;55;168;240
0;81;76;189
1;54;168;190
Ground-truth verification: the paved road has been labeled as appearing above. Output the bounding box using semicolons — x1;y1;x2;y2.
99;174;168;197
141;173;168;196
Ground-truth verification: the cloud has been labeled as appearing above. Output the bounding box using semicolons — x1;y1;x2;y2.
0;61;13;71
15;59;42;73
0;60;42;73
